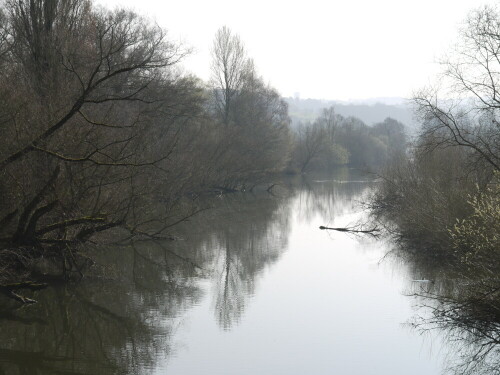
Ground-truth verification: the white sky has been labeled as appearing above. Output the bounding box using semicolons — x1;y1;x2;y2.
99;0;494;101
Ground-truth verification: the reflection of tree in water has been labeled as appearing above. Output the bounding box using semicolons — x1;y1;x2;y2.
400;250;500;375
192;169;374;330
409;284;499;375
0;240;204;375
198;193;291;330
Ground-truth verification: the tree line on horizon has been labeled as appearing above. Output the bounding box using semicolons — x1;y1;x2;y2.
289;111;406;173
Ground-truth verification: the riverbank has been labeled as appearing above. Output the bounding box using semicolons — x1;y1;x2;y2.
369;149;500;375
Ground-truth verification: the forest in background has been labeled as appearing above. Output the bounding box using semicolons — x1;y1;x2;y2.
285;97;417;131
288;110;406;173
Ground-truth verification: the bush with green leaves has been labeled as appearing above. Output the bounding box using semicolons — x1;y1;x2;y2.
449;177;500;275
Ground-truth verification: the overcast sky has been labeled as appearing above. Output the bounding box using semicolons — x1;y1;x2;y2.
99;0;494;101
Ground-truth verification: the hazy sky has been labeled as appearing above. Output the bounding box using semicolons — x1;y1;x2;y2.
99;0;494;101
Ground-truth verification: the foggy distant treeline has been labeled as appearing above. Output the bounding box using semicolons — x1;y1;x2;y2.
288;109;406;172
285;97;417;131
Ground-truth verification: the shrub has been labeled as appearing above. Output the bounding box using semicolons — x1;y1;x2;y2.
449;177;500;275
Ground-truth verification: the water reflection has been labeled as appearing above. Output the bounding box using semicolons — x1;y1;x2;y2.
177;193;292;329
0;239;205;374
288;170;375;225
2;168;494;374
384;241;499;375
0;186;294;373
0;282;173;374
404;261;500;375
427;286;499;375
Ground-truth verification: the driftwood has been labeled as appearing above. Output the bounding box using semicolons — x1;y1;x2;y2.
0;282;48;304
319;225;381;237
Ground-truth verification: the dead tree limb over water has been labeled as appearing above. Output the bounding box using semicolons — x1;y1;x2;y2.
319;225;381;237
0;282;47;304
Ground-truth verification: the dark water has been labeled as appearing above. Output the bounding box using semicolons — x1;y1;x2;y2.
0;169;463;374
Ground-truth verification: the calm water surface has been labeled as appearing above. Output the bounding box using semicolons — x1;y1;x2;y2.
0;169;453;374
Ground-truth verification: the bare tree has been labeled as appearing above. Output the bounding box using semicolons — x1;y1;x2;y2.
206;28;291;190
210;26;247;126
295;122;328;173
292;109;349;173
316;106;339;144
413;5;500;173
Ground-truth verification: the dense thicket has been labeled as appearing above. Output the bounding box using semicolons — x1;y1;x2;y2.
371;7;500;373
372;5;499;269
0;0;291;286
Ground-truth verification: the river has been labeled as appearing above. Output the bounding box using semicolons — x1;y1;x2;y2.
0;168;460;374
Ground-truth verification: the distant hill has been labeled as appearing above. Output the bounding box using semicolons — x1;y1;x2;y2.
284;97;419;133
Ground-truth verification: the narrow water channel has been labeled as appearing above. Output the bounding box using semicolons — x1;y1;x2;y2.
0;169;453;374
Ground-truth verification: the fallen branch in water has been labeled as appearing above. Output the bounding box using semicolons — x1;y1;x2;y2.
0;282;48;304
319;225;381;237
